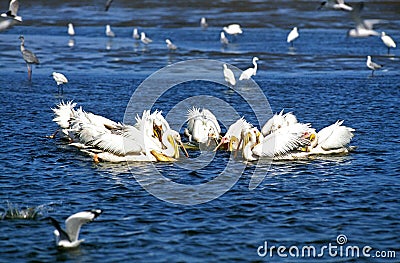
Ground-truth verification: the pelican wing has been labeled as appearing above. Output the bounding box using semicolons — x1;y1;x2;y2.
52;101;77;129
318;120;354;150
65;210;102;242
253;131;305;157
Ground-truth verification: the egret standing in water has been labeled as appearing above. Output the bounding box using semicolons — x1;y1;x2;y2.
366;56;382;76
19;35;39;81
52;72;68;94
287;27;299;48
380;32;396;54
1;0;22;22
239;57;259;81
223;64;236;86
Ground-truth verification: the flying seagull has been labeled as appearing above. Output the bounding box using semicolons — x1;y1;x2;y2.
1;0;22;22
46;209;102;248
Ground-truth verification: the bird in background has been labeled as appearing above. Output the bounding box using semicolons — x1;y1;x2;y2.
105;0;114;11
132;28;140;40
348;2;383;37
380;32;396;54
223;24;242;35
223;64;236;86
140;32;152;45
52;72;68;94
366;56;382;76
318;0;353;11
200;17;208;28
239;57;259;81
1;0;22;22
165;39;177;50
19;35;39;81
220;32;229;45
45;209;102;248
105;24;115;37
67;23;75;37
287;27;299;47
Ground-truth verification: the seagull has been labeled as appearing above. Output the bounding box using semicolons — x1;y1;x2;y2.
105;25;115;37
287;27;299;47
52;72;68;94
348;3;382;37
140;32;152;45
239;57;259;81
223;24;242;35
380;32;396;54
132;28;140;40
200;17;208;28
366;56;382;76
105;0;114;11
223;64;236;86
1;0;22;22
46;209;102;248
220;32;229;45
165;39;177;50
318;0;353;11
19;35;39;81
67;23;75;37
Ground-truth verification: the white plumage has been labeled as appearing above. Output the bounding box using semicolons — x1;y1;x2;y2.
223;64;236;86
67;23;75;36
1;0;22;22
223;24;242;35
239;57;259;81
140;32;152;45
366;56;382;76
105;24;115;37
381;32;396;54
184;107;221;144
287;27;299;47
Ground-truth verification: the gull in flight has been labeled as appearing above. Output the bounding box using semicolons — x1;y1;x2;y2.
19;35;39;81
348;3;383;37
52;72;68;94
318;0;353;11
287;27;299;47
223;24;242;35
239;57;259;80
105;25;115;37
366;56;382;76
200;17;208;28
46;209;102;248
1;0;22;22
223;64;236;86
141;32;152;45
165;39;177;50
220;32;229;45
380;32;396;54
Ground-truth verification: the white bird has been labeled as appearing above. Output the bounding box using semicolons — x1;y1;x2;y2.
318;0;353;11
132;28;140;40
52;72;68;94
140;32;152;45
239;57;259;81
0;18;17;32
200;17;208;28
46;209;102;248
223;64;236;86
165;39;177;50
105;24;115;37
348;3;382;37
1;0;22;22
261;110;298;136
184;107;221;145
19;35;39;81
67;23;75;36
366;56;382;76
287;27;299;47
223;24;242;35
380;32;396;54
214;117;252;151
220;32;229;45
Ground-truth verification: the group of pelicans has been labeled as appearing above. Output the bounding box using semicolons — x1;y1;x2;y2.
49;101;355;163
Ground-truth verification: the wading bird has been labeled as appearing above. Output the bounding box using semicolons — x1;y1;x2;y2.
239;57;259;80
223;64;236;86
140;32;152;45
366;56;382;76
19;35;39;81
287;27;299;47
165;39;177;50
380;32;396;54
52;72;68;94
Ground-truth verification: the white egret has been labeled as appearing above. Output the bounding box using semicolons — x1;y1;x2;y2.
67;23;75;36
223;64;236;86
19;35;39;81
287;27;299;47
318;0;353;11
46;209;102;248
165;39;177;50
223;24;242;35
380;32;396;54
220;32;229;45
1;0;21;22
200;17;208;28
184;107;221;144
52;72;68;94
105;24;115;37
140;32;152;45
348;3;382;37
239;57;259;81
366;56;382;76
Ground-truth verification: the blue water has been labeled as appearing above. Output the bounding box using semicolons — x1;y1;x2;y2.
0;1;399;262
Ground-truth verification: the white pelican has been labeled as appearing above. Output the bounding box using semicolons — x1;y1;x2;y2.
287;27;299;47
200;17;208;28
318;0;353;11
223;24;242;35
133;28;140;40
223;64;236;86
303;120;355;155
105;24;115;37
19;35;39;81
52;72;68;94
46;209;102;248
1;0;22;22
220;32;229;45
239;57;259;81
261;110;298;136
380;32;396;54
348;3;382;37
214;117;251;151
105;0;114;11
184;107;221;144
165;39;177;50
140;32;152;45
67;23;75;36
366;56;382;76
